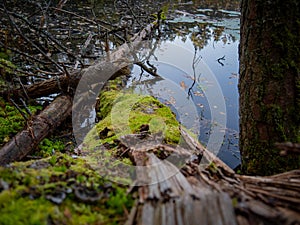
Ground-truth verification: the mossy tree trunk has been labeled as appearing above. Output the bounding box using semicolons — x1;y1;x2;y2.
239;0;300;175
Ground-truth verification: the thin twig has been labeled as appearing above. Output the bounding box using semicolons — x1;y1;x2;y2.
0;41;51;65
8;11;82;66
134;62;159;77
52;7;111;31
20;98;32;116
217;55;225;66
4;9;63;72
10;99;28;121
18;77;29;100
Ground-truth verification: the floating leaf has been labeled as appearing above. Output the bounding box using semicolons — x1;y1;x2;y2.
229;73;238;79
180;81;187;90
165;96;176;105
194;91;204;97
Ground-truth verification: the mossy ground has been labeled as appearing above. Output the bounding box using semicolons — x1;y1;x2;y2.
95;90;181;145
0;154;133;225
0;75;182;224
0;97;42;146
0;77;134;224
80;83;182;185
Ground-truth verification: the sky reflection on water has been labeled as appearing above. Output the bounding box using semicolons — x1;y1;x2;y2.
128;9;241;169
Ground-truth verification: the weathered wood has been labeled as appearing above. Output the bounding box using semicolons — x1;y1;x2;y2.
1;70;82;99
120;130;300;225
126;148;237;225
0;95;72;165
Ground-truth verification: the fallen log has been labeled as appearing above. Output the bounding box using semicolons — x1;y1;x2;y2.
121;131;300;225
0;21;159;164
1;70;83;100
1;21;158;101
85;80;300;225
0;95;72;165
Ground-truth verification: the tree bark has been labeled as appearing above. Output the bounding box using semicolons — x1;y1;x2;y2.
0;95;72;165
239;0;300;175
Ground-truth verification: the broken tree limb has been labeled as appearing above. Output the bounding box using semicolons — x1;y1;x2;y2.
0;20;159;165
0;95;72;165
276;142;300;155
1;21;159;101
1;70;83;100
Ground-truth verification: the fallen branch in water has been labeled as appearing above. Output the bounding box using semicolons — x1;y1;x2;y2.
0;70;82;100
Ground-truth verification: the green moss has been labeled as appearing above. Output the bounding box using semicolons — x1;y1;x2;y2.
36;138;65;157
94;92;180;145
232;197;238;208
106;187;133;215
97;90;119;119
129;96;180;144
0;97;42;146
81;82;182;184
207;162;218;174
0;195;55;225
242;140;300;176
0;58;15;75
0;48;11;60
0;153;133;225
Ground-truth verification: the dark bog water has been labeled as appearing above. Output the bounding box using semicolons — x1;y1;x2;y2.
126;8;241;169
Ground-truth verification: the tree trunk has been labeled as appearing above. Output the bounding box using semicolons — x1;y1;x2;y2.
239;0;300;175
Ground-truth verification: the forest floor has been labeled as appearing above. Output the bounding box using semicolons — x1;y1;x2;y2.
0;1;299;225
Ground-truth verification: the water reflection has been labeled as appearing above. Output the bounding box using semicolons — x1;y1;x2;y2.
70;2;241;169
126;8;240;169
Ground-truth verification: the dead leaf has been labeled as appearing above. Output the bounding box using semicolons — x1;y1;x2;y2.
194;91;204;97
165;96;176;105
180;81;187;90
64;207;72;219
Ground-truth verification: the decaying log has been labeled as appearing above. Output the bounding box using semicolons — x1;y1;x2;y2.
120;129;300;225
0;95;72;165
1;70;83;100
130;152;237;225
0;21;159;164
1;21;157;101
